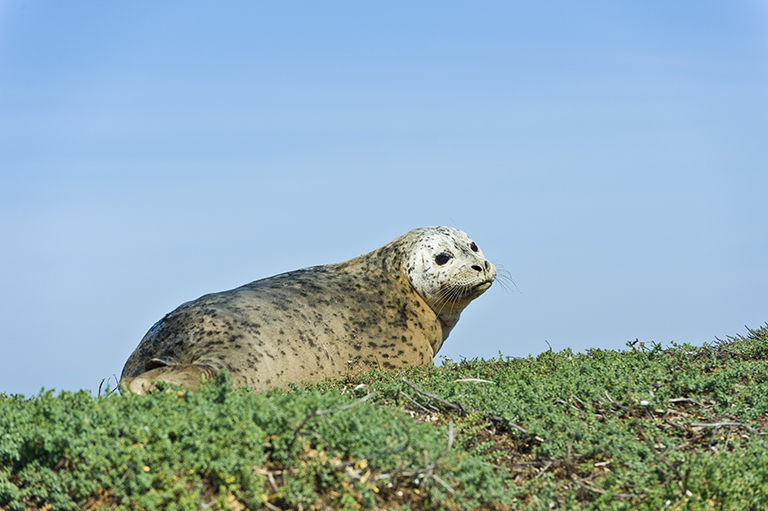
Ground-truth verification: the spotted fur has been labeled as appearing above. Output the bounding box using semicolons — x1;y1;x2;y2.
120;226;496;394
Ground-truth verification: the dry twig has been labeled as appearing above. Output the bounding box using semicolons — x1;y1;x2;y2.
400;378;527;434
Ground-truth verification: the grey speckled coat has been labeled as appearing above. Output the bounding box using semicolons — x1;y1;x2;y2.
120;226;495;393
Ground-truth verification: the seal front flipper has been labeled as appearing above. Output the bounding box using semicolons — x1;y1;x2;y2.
145;357;174;371
119;362;220;394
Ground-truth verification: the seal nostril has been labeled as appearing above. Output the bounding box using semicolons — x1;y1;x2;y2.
484;261;490;270
471;265;483;272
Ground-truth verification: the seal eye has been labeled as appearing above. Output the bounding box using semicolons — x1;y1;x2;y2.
470;242;478;252
435;253;451;265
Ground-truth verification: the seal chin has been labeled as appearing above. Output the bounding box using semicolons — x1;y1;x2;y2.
475;281;493;293
468;280;493;298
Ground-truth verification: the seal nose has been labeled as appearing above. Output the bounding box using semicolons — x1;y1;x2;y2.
471;260;492;272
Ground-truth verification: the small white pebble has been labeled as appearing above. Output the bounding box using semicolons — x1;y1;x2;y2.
639;400;650;406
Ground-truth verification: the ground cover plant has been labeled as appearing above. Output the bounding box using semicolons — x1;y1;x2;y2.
2;324;767;510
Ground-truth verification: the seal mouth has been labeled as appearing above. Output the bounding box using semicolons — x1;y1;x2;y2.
468;280;493;297
448;279;493;299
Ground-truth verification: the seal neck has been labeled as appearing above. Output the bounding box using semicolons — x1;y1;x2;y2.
437;314;459;342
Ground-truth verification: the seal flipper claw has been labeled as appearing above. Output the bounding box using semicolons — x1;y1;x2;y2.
145;358;172;370
120;364;219;394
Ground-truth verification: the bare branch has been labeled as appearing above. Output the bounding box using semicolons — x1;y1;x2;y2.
690;422;759;435
453;378;496;384
401;378;468;414
400;378;527;434
315;391;379;416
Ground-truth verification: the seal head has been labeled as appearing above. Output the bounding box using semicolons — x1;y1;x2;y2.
387;226;496;348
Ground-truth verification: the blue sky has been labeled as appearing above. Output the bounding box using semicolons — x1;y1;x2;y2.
1;2;767;397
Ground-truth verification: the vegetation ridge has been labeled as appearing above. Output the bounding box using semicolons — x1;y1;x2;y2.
2;324;768;510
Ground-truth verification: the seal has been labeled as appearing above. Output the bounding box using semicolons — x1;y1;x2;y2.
120;226;497;394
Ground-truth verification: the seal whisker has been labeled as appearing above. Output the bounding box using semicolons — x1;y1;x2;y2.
432;285;471;316
432;287;460;315
493;267;518;294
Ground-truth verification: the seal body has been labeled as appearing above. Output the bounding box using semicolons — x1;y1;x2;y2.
120;226;496;394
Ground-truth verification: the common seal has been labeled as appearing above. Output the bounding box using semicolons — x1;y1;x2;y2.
120;226;497;394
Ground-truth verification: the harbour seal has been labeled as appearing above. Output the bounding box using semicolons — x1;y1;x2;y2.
120;226;496;394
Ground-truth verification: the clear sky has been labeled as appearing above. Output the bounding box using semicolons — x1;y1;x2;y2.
1;2;767;397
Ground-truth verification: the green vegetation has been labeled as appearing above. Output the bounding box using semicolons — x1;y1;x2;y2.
2;324;768;510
